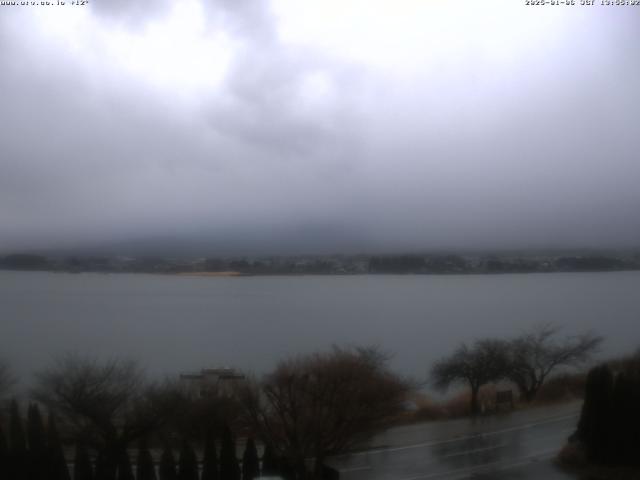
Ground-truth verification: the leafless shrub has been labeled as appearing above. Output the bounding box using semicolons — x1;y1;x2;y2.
32;353;182;472
237;346;411;479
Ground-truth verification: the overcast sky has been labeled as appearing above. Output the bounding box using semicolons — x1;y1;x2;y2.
1;1;639;255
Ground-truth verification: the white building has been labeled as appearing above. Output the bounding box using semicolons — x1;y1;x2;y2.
179;367;246;398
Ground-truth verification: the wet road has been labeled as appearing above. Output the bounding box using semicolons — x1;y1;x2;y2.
329;403;582;480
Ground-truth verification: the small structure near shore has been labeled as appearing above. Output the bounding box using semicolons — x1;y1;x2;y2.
180;367;246;398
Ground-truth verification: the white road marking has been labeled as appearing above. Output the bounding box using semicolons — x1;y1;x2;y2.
337;412;578;459
397;449;557;480
338;428;573;475
339;466;372;473
338;443;511;474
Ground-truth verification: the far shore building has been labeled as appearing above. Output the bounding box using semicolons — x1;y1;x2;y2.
180;367;246;398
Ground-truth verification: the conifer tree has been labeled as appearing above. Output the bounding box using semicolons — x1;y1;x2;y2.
27;404;48;480
94;442;120;480
219;425;240;480
577;365;613;463
278;457;295;480
178;440;198;480
241;438;259;480
260;444;278;477
136;439;157;480
9;399;27;480
201;430;219;480
27;404;47;452
47;412;71;480
117;449;135;480
95;450;117;480
159;446;178;480
631;374;640;467
0;424;9;480
611;372;636;465
74;444;94;480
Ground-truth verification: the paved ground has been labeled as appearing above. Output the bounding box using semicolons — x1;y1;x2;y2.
329;402;583;480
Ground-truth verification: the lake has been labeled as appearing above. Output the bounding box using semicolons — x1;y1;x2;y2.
1;270;639;386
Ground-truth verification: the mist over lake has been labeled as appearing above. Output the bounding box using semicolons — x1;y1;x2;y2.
2;270;638;386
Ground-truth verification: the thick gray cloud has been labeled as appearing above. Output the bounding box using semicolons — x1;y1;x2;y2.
0;1;638;254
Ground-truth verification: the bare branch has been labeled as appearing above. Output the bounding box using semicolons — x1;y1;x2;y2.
0;358;15;398
31;353;176;453
430;339;510;415
507;326;602;402
238;346;410;477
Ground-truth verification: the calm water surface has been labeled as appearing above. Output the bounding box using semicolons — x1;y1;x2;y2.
1;271;639;384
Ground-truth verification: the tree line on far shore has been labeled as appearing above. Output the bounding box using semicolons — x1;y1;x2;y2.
1;251;638;275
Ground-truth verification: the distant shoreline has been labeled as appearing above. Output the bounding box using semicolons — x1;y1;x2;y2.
1;268;640;277
2;251;639;277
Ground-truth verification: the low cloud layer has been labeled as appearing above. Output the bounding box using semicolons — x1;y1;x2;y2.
1;1;639;254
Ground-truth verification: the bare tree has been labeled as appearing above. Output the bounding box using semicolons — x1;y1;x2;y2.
507;324;602;402
431;339;510;416
237;346;411;479
0;359;15;399
32;354;181;480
